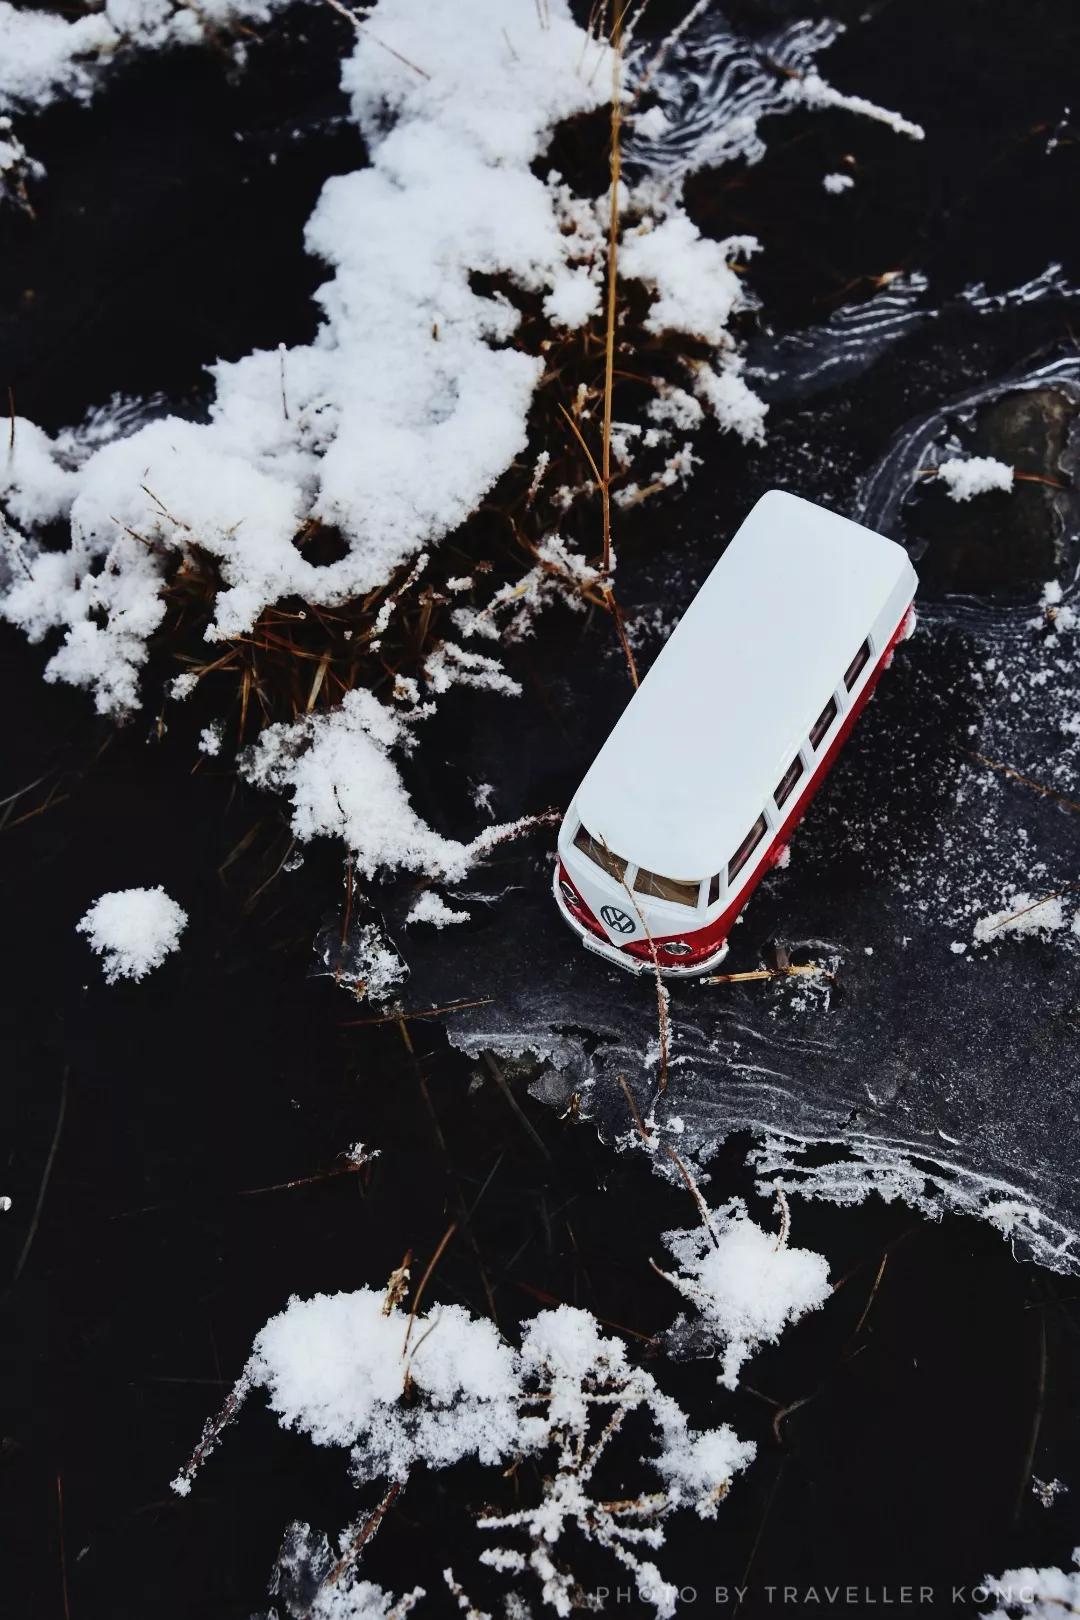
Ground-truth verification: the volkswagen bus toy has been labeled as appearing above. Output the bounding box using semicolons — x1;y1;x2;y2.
554;489;918;976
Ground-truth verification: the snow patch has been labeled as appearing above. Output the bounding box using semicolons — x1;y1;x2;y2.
658;1197;831;1390
406;891;471;929
937;455;1014;501
77;885;187;983
973;891;1066;946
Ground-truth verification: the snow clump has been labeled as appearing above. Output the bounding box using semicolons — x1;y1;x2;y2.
406;891;471;928
657;1197;831;1390
938;455;1015;500
77;885;187;983
982;1551;1080;1618
241;687;540;885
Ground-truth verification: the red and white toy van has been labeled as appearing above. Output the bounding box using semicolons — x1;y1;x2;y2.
554;489;918;976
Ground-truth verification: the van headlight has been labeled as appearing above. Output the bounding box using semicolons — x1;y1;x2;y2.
560;880;580;907
661;940;692;957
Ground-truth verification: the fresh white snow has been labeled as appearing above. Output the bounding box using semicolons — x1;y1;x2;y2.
983;1552;1080;1618
658;1197;831;1390
973;890;1068;945
938;455;1015;501
406;891;471;929
241;687;539;885
822;171;854;193
76;885;187;983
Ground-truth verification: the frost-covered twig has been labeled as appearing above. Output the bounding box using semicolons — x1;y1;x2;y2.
177;1290;754;1617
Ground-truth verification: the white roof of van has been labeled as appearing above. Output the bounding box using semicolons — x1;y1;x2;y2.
573;489;917;881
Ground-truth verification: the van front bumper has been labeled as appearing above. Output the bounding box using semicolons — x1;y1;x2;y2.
552;867;730;979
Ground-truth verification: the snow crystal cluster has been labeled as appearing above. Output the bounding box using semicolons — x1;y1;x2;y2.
982;1552;1080;1619
76;885;187;983
657;1196;831;1390
176;1289;756;1617
937;455;1015;501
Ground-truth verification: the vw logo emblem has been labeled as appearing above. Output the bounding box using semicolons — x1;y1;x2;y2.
600;905;634;935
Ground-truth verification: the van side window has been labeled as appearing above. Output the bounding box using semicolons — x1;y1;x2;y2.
728;814;768;884
809;696;838;750
774;754;804;809
844;638;871;691
708;873;721;907
633;868;701;907
573;823;627;881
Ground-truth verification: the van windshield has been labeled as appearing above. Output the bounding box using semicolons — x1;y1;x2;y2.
633;868;701;907
572;823;628;881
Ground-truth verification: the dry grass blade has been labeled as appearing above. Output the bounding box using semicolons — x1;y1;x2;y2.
11;1067;68;1287
847;1251;888;1339
402;1221;458;1357
616;1073;654;1143
304;1482;405;1619
964;749;1080;816
980;887;1079;937
305;648;332;713
600;1;625;578
662;1143;720;1248
340;996;494;1027
702;964;834;986
237;1160;372;1197
485;1053;551;1159
321;0;431;77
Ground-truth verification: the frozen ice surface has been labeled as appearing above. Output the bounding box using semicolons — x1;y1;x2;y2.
385;356;1080;1278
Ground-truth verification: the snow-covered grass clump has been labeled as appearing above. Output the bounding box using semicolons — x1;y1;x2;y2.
77;885;187;983
938;455;1015;500
657;1196;831;1390
0;0;928;725
176;1290;755;1617
822;171;854;193
0;0;617;714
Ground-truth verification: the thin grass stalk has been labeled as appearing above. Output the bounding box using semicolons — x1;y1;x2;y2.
600;2;625;578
